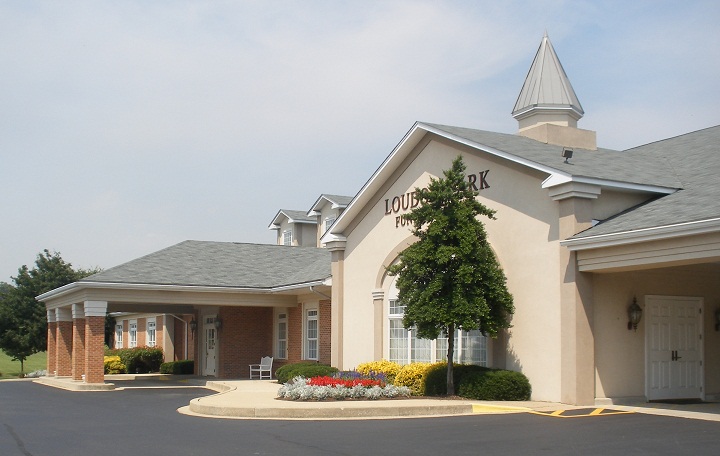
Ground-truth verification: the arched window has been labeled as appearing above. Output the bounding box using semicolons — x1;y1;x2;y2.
386;277;488;366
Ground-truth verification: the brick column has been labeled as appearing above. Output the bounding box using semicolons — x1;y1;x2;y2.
71;304;86;381
46;309;57;376
84;301;107;384
55;307;73;377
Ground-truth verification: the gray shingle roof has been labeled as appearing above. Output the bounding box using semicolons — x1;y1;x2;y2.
423;123;720;238
269;209;317;229
321;194;353;207
571;125;720;238
82;241;331;288
425;123;682;189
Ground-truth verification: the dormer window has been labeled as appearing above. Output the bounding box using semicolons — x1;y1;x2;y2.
282;229;293;246
324;216;336;234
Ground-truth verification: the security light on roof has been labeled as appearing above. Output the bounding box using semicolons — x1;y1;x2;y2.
562;148;573;164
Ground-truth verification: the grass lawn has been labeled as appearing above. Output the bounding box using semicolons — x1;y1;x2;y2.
0;351;47;379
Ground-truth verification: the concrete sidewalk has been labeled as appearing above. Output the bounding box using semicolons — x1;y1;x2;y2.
34;376;720;422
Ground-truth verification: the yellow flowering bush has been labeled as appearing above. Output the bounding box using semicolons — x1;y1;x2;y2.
104;355;126;374
356;360;401;385
394;362;433;396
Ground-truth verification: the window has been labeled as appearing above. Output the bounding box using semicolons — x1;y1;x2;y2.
324;216;336;234
129;320;137;348
147;318;156;347
305;308;318;360
282;230;292;246
277;313;287;359
115;324;123;349
388;299;487;365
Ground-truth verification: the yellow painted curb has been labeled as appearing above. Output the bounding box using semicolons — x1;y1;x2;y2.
471;404;532;414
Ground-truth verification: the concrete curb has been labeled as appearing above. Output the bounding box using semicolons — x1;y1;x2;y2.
188;397;475;419
34;377;116;391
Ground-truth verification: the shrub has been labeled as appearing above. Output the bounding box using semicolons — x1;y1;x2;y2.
275;362;338;383
159;360;194;374
457;369;531;401
277;376;411;401
107;347;164;374
104;356;126;374
394;362;432;396
356;360;401;385
424;363;492;396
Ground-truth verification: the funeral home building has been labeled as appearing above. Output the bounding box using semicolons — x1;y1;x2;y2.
37;34;720;406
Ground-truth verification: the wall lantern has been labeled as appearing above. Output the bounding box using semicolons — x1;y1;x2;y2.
715;308;720;331
214;316;223;330
189;318;198;337
627;297;642;331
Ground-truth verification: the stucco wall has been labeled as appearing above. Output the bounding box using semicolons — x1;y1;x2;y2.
340;137;564;401
594;264;720;400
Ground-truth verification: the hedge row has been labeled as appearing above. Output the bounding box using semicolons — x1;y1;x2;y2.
105;347;164;374
160;360;194;374
276;360;531;401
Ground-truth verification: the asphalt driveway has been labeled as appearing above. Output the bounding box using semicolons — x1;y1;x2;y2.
2;380;720;456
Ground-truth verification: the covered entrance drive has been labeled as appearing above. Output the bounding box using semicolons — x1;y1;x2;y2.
565;228;720;404
36;241;332;386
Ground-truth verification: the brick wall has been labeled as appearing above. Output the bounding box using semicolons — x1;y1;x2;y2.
218;307;273;379
85;316;105;383
173;315;195;361
56;320;73;376
137;318;146;347
319;300;331;365
155;317;162;349
123;320;129;348
287;306;302;363
72;318;86;380
47;323;57;375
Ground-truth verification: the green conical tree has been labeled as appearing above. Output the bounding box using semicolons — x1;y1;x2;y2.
388;156;514;395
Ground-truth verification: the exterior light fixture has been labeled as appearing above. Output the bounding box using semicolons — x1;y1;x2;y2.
627;297;642;331
214;316;223;330
562;148;573;164
189;317;198;337
715;308;720;331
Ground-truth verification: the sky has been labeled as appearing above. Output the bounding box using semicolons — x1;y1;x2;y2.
1;1;719;283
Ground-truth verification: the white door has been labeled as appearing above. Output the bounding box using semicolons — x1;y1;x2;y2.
203;316;217;376
646;296;703;401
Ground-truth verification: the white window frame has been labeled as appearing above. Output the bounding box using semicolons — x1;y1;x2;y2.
146;317;157;348
129;320;138;348
282;229;292;246
115;323;123;349
276;311;288;360
323;216;336;234
386;278;489;366
304;305;319;360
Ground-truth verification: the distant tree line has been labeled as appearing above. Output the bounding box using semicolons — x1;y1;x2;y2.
0;250;100;374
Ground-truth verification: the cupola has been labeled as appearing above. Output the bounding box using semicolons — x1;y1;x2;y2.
513;33;597;150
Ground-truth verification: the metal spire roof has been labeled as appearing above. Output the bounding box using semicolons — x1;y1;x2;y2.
512;33;584;121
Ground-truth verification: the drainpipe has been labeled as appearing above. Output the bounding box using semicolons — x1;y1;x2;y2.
169;314;190;360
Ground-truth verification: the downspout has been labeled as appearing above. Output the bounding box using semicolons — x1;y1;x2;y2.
169;314;189;360
309;286;331;300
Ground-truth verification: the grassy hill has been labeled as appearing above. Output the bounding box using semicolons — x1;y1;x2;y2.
0;351;47;379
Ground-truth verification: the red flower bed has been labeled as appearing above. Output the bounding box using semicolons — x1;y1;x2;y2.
308;376;384;388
